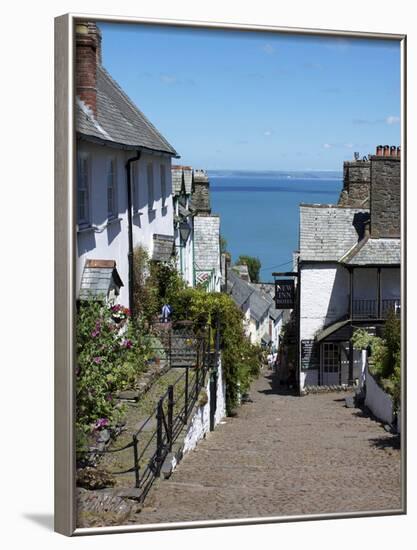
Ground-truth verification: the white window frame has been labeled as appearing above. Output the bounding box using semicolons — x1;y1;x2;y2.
160;163;167;209
77;151;90;226
147;162;154;211
107;157;117;219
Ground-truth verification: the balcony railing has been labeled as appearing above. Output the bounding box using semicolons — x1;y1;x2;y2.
352;299;401;320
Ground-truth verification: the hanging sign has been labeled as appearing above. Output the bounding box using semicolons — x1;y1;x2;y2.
274;279;295;309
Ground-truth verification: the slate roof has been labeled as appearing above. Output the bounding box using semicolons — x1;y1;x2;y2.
248;287;272;322
152;234;175;262
171;166;194;196
76;65;178;156
343;238;401;265
299;205;370;262
171;168;183;195
79;259;123;300
228;270;254;307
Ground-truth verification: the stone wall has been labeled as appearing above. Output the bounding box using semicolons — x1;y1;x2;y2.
338;160;370;207
191;170;211;214
194;216;221;272
370;157;401;238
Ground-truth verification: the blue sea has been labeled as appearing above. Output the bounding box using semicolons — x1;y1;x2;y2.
209;170;342;282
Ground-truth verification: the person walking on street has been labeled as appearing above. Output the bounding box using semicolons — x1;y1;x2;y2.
161;303;172;323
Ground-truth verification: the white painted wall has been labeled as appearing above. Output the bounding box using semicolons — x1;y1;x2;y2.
76;141;173;307
271;313;284;352
300;263;349;341
182;358;226;455
247;313;269;346
193;215;221;291
365;365;394;425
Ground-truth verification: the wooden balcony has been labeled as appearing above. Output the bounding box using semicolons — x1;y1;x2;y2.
352;298;401;320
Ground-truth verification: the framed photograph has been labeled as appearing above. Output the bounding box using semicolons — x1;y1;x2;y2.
55;13;406;536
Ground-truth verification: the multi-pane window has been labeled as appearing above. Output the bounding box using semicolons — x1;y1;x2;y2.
107;158;117;218
322;343;340;373
77;152;90;225
147;162;154;210
160;164;167;208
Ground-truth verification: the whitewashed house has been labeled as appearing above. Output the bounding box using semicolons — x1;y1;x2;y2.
191;170;222;292
75;22;178;310
171;166;222;291
172;166;194;287
251;282;290;352
228;270;278;346
298;146;401;391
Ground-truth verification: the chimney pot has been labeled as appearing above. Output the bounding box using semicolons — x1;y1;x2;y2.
383;145;390;156
397;146;401;158
376;145;383;156
390;145;397;157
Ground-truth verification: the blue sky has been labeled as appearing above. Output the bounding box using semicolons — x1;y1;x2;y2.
99;23;401;171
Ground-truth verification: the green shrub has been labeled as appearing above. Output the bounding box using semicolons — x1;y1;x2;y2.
132;245;186;325
169;288;262;414
351;315;401;411
236;255;261;283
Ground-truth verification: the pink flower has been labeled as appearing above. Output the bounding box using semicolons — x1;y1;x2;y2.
94;418;109;429
93;356;102;364
122;339;133;349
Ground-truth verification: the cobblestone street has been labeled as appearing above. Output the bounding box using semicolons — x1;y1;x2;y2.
131;369;401;525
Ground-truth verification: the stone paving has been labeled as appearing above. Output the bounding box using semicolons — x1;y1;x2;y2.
130;369;401;525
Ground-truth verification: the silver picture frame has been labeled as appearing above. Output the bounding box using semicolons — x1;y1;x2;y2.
55;13;406;536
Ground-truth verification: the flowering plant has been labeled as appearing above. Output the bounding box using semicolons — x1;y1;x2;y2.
110;304;130;322
76;301;147;452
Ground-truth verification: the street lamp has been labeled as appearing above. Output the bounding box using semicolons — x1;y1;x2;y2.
179;220;191;243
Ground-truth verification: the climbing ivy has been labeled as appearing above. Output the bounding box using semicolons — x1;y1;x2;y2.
170;288;262;414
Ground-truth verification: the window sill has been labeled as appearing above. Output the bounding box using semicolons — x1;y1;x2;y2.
77;223;93;234
106;216;122;227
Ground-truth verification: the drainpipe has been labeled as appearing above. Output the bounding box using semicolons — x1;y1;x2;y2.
126;150;141;317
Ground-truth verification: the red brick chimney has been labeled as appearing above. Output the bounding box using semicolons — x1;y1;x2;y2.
75;22;101;117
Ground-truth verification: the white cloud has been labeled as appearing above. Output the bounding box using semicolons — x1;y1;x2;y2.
263;130;273;137
344;143;354;149
261;43;275;55
160;74;177;84
323;143;332;149
386;115;400;125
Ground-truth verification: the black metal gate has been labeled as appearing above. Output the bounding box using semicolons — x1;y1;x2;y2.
209;370;217;431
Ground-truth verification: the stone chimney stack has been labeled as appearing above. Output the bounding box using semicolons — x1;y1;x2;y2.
370;145;401;238
338;155;371;207
191;169;211;215
75;21;101;117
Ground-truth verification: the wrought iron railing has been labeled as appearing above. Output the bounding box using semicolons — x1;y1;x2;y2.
352;298;401;319
77;319;220;503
